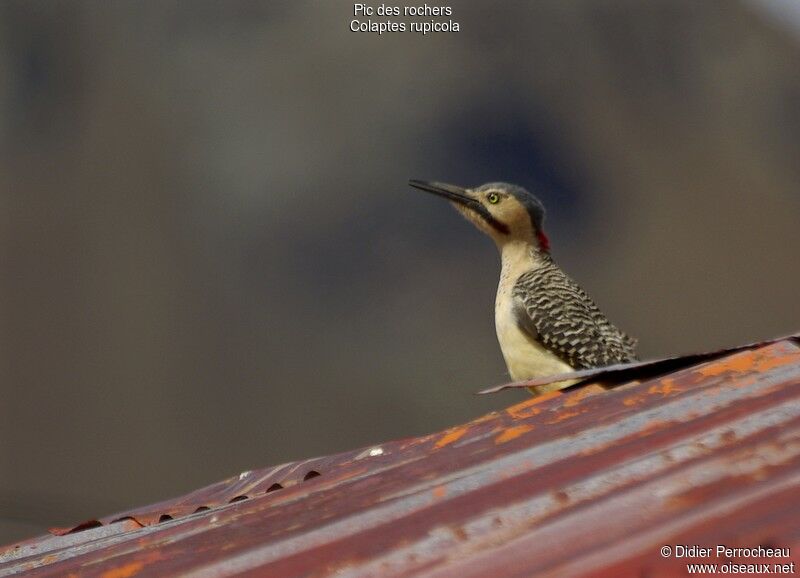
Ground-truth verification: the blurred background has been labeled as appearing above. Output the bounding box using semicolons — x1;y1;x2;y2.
2;0;799;543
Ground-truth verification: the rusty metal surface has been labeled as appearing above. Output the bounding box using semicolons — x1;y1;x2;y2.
479;332;800;394
1;336;799;577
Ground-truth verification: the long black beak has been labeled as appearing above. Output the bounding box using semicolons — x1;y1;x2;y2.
408;180;474;208
408;179;510;235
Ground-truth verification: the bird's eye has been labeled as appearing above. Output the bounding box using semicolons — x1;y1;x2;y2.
487;192;500;204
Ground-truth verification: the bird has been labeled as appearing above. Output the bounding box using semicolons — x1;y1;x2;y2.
409;180;637;394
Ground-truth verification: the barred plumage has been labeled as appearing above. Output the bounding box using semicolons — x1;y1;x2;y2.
409;179;638;388
513;258;638;369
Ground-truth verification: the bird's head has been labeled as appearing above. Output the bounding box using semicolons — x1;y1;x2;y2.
409;180;549;252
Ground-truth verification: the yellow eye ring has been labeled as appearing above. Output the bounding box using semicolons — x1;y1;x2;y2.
487;192;500;204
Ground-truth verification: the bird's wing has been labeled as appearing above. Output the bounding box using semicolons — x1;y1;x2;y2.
512;263;638;369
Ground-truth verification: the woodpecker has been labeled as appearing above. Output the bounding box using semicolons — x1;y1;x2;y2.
409;180;637;394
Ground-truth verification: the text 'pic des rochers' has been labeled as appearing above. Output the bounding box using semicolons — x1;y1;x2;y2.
351;4;460;35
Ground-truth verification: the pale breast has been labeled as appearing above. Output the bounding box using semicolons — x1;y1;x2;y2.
495;282;573;381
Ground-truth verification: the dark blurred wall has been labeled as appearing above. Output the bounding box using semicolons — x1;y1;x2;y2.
1;0;799;542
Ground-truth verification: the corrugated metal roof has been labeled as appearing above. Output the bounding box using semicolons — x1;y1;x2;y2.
2;335;799;577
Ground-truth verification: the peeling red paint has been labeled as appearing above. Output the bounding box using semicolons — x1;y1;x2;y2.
622;395;644;406
434;426;468;449
506;391;561;419
101;561;143;578
544;409;583;424
648;377;678;396
563;386;603;407
494;424;535;444
1;334;798;578
697;353;756;376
